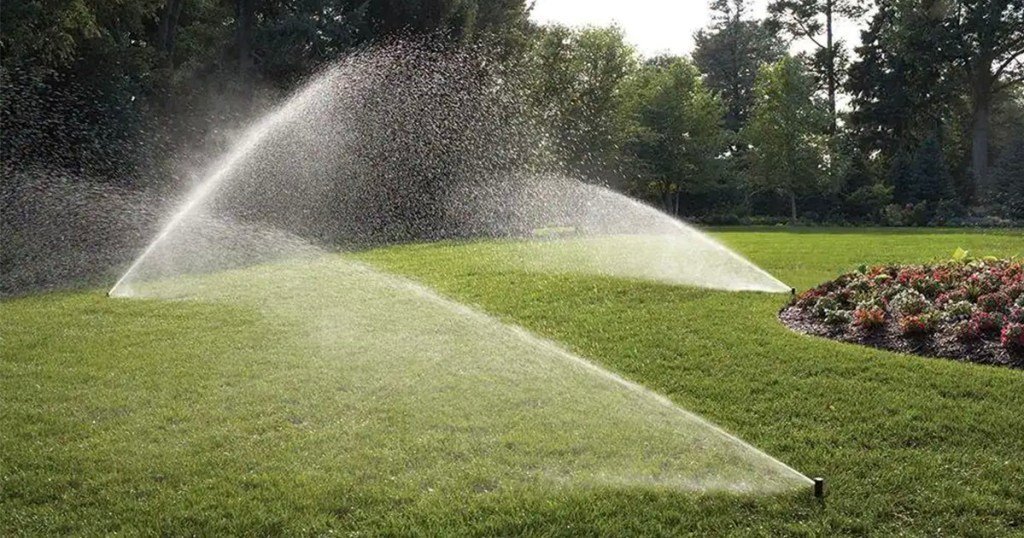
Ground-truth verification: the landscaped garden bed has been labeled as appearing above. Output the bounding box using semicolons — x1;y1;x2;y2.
780;250;1024;369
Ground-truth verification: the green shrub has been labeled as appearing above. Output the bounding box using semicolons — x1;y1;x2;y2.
891;289;931;316
824;309;853;326
813;296;840;317
949;320;980;342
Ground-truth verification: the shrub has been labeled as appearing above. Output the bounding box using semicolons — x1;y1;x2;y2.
813;296;840;317
790;257;1024;364
796;288;825;308
899;314;936;335
1002;323;1024;351
853;306;885;330
857;297;886;310
942;300;975;318
968;271;1003;296
911;276;943;297
977;292;1011;313
824;309;853;326
890;289;931;316
1008;307;1024;324
970;311;1005;334
1006;284;1024;301
949;320;980;342
934;287;969;308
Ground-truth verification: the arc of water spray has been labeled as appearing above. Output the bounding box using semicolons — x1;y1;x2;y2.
108;73;336;297
615;193;791;293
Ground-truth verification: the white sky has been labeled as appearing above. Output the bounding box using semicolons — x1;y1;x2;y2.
529;0;863;57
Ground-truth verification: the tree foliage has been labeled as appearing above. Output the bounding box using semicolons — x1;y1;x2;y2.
522;24;638;185
693;0;786;132
744;57;830;221
768;0;867;133
2;0;1023;227
619;57;729;213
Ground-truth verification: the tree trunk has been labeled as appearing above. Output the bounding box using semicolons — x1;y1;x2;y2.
156;0;183;111
237;0;255;102
825;0;836;135
157;0;184;69
971;90;992;198
789;191;797;223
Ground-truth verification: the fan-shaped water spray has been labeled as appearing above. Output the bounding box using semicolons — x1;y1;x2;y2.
107;43;789;297
124;255;811;494
103;43;806;495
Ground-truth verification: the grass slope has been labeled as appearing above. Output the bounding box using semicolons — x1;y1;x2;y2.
3;228;1023;536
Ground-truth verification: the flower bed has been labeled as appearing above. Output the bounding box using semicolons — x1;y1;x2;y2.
779;250;1024;369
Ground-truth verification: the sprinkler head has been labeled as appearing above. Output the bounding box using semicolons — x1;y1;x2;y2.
790;287;797;296
813;477;825;499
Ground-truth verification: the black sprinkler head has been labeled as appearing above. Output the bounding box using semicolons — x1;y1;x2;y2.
790;287;797;296
813;477;825;499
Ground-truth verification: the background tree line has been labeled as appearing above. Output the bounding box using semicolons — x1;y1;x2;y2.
2;0;1023;225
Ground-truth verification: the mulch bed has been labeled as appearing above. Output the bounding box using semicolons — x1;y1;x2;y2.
779;305;1024;369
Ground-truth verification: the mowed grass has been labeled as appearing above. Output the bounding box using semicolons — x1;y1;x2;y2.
2;228;1023;536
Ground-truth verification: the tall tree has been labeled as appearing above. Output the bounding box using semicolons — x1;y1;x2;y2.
157;0;185;70
619;57;729;214
693;0;786;132
743;56;830;221
523;24;638;184
768;0;866;134
237;0;255;101
947;0;1024;195
847;2;962;198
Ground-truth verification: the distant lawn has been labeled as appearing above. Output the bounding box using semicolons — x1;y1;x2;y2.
3;228;1024;536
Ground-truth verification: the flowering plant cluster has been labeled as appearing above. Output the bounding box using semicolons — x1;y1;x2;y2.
792;254;1024;353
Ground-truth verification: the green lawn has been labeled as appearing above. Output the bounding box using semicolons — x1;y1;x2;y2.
3;228;1024;536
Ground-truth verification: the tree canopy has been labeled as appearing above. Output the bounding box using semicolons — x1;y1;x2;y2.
2;0;1022;226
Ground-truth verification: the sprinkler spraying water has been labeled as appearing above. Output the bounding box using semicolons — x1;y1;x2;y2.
101;42;808;496
108;43;790;297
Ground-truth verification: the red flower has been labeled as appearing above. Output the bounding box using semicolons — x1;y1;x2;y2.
970;311;1005;334
977;292;1011;313
1001;323;1024;351
853;306;885;329
899;315;935;335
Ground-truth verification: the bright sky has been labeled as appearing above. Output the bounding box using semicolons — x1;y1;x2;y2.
529;0;863;57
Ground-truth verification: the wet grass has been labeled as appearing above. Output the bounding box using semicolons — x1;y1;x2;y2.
3;228;1024;536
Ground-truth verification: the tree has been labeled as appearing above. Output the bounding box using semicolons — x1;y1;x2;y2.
989;89;1024;216
907;134;956;205
846;1;964;203
946;0;1024;195
523;24;638;185
991;136;1024;218
157;0;185;70
237;0;255;101
0;0;535;183
693;0;786;133
768;0;867;134
619;57;729;214
743;57;830;221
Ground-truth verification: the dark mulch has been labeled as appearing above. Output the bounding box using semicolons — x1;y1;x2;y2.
779;306;1024;370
